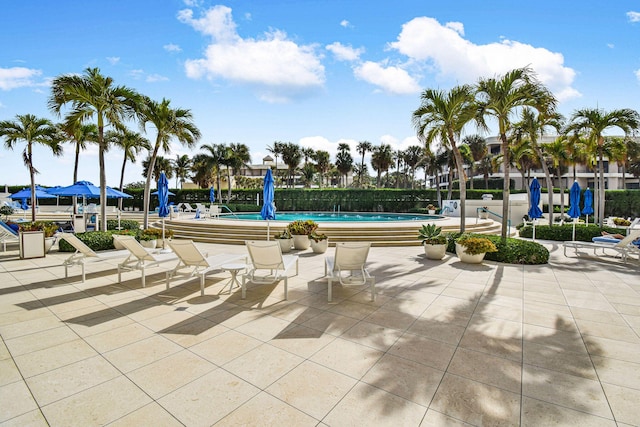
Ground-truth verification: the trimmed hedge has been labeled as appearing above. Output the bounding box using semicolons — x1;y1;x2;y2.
106;219;139;230
58;231;117;252
519;224;621;242
445;232;549;264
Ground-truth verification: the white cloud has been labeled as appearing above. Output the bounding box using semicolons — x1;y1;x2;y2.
389;16;580;101
607;43;615;49
627;11;640;22
163;43;182;52
179;5;325;102
354;61;421;95
146;74;169;83
129;69;145;79
0;67;42;90
326;42;364;62
635;69;640;81
340;20;351;28
106;56;120;65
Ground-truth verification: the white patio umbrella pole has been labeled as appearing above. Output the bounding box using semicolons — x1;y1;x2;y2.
532;219;536;241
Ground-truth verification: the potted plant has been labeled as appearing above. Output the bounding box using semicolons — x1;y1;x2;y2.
427;204;438;215
18;221;58;258
479;206;489;219
309;232;329;254
287;220;318;250
138;228;164;249
418;223;447;260
274;229;293;253
455;234;497;264
0;205;14;221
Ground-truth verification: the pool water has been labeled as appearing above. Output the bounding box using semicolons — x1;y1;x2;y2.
229;212;441;222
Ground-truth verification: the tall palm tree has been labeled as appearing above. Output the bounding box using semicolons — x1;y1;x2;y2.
476;67;555;239
462;134;486;189
543;138;570;218
49;67;139;230
190;153;215;188
413;85;477;232
267;141;284;186
301;147;315;165
142;155;174;182
313;150;331;188
227;143;251;199
565;108;640;225
138;96;201;227
172;154;192;189
0;114;63;222
199;143;228;201
403;145;423;189
356;141;373;188
60;121;98;186
371;144;394;188
335;143;353;187
105;128;150;210
281;142;301;188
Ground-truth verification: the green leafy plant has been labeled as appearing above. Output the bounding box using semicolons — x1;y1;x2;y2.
18;221;58;238
446;232;548;264
287;220;318;235
274;229;292;239
58;231;116;252
426;204;437;211
418;224;447;245
613;217;631;226
455;234;498;255
106;219;139;230
310;232;328;242
137;228;172;241
0;205;14;220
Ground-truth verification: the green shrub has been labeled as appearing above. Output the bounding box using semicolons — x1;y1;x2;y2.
519;224;620;242
106;219;139;230
446;232;549;264
58;231;116;252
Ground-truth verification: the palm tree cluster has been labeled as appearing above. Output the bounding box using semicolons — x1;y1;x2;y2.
412;66;640;238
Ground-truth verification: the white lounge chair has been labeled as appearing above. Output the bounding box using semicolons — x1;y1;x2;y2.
325;242;375;302
165;239;245;295
242;240;298;300
563;230;640;263
0;220;19;252
177;203;196;212
113;235;179;287
58;233;128;282
210;205;220;219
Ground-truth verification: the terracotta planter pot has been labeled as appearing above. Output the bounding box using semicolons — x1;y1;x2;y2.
310;238;328;254
292;234;310;250
278;238;293;253
455;243;486;264
424;243;446;260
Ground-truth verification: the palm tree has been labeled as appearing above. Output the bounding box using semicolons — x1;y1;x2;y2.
190;153;215;188
138;96;201;228
476;67;555;239
335;143;353;187
479;154;500;190
199;143;228;201
172;154;192;189
543;138;570;219
413;85;477;232
0;114;63;222
281;142;301;188
463;134;486;189
371;144;393;188
267;141;284;186
301;147;315;165
356;141;373;188
105;128;150;210
565;108;640;225
60;121;98;186
49;67;140;230
142;155;173;182
227;143;251;199
313;150;331;188
509;136;537;203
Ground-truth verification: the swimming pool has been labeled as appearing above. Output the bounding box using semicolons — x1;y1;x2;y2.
228;212;441;222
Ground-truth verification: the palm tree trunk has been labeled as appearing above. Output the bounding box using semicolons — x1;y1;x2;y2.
119;155;127;211
598;146;606;225
533;145;554;226
227;168;232;201
500;133;510;240
98;121;107;231
143;139;161;229
450;141;467;233
27;143;36;222
73;142;80;215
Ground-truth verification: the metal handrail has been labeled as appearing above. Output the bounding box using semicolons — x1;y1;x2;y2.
475;206;510;229
219;204;239;219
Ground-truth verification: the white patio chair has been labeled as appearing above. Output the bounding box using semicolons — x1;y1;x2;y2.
58;233;128;282
563;230;640;263
0;220;19;252
166;239;245;295
324;242;375;302
210;205;220;219
113;235;179;287
242;240;298;300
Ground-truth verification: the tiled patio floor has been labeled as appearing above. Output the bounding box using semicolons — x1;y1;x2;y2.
1;241;639;426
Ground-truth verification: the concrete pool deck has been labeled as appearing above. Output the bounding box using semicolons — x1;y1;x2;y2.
0;240;639;426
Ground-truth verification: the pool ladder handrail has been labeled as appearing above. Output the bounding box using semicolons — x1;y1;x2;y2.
218;204;239;219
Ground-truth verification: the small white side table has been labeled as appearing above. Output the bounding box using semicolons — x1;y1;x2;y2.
220;263;247;294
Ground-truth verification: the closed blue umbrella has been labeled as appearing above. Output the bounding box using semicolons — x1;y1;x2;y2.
582;187;594;225
157;172;170;250
209;187;216;204
260;169;276;239
568;181;581;241
20;198;28;210
528;178;543;241
151;189;175;196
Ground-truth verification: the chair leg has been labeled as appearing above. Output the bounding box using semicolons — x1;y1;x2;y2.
328;278;333;302
81;262;85;283
241;275;247;299
141;266;146;287
117;266;122;283
284;277;288;300
200;274;205;296
369;277;376;302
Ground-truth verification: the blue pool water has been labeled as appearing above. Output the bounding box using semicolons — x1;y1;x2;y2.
229;212;441;222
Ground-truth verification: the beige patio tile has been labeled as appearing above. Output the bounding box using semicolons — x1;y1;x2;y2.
4;325;77;357
268;324;336;358
224;343;304;389
522;365;613;418
341;320;403;351
523;323;588;354
575;318;640;343
266;360;357;420
108;402;183;427
217;392;318;426
448;347;522;393
459;319;522;362
523;341;597;380
430;373;520;426
365;306;418;331
0;409;48;427
13;338;98;378
0;380;39;423
362;353;444;407
0;358;22;387
328;300;379;320
189;329;262;365
389;332;456;371
268;302;324;324
601;382;640;425
235;314;293;341
0;314;62;340
520;396;616;426
102;335;183;373
420;409;473;426
41;376;152;426
158;368;259;425
324;381;427;426
407;318;466;345
310;337;383;379
83;322;155;353
127;350;217;399
26;355;120;406
591;356;640;390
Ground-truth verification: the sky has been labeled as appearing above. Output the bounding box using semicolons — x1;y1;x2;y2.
1;0;639;188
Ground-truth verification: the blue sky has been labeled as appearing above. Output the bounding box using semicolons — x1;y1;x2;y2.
1;0;639;187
